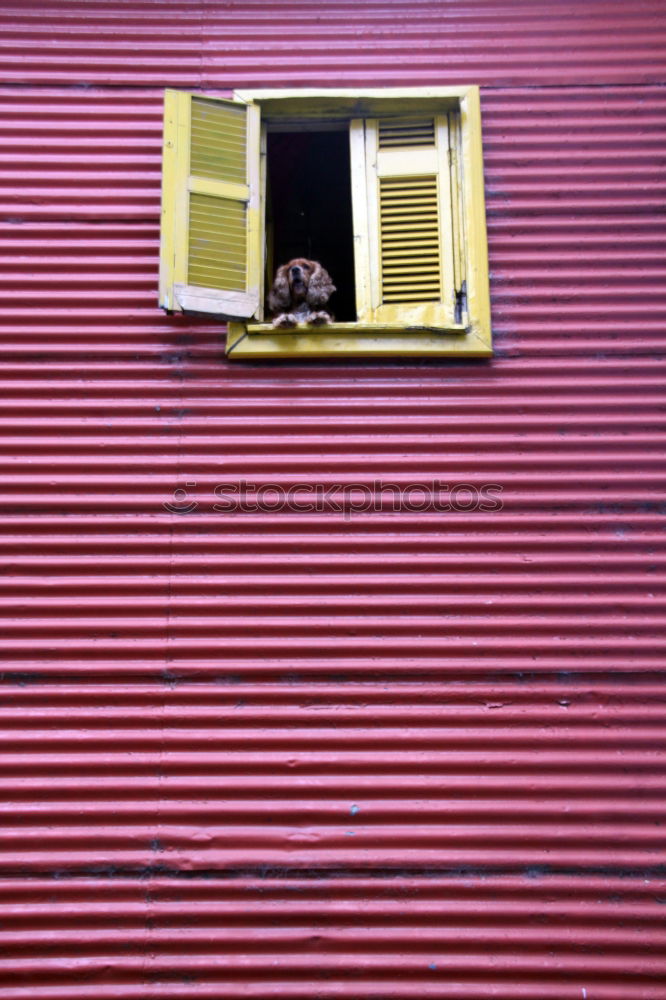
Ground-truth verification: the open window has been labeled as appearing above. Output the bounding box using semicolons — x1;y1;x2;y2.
160;87;491;359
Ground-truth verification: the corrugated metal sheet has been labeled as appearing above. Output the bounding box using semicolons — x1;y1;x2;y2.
2;0;666;86
1;1;665;997
2;83;665;353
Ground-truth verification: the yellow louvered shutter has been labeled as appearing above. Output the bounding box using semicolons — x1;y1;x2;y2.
351;115;459;329
379;173;441;303
159;90;262;319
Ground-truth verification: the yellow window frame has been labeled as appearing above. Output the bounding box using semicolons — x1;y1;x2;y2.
160;86;491;359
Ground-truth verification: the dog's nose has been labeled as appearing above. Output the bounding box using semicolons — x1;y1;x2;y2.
290;265;302;277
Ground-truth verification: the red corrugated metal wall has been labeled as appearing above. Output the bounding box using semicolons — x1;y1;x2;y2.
1;2;665;997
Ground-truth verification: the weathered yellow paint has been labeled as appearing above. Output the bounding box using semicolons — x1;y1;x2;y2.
227;321;489;359
159;89;190;310
159;90;178;309
378;118;435;146
460;87;491;351
376;147;440;176
188;176;250;201
448;111;465;315
349;119;372;322
232;86;472;119
172;91;191;296
435;115;456;320
257;122;268;322
351;113;456;329
160;86;490;357
245;103;263;321
158;89;263;321
246;321;466;336
379;177;441;301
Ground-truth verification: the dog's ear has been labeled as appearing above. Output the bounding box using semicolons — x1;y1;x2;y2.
306;262;336;308
268;264;292;313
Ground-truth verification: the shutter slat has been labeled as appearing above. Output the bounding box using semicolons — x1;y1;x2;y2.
382;245;440;256
378;118;436;148
160;90;261;320
190;98;247;183
379;175;442;304
346;100;486;341
188;99;248;294
188;193;247;292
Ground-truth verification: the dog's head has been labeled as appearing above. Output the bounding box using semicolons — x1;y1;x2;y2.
268;258;336;313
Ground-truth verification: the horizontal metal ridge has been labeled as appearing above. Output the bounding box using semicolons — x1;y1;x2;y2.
1;5;665;998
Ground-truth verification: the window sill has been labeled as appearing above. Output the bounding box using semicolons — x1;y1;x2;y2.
226;321;491;359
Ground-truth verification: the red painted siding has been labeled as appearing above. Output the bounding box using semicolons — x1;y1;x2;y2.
2;0;666;86
0;2;665;998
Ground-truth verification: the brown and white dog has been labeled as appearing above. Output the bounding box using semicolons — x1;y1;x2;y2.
268;258;336;329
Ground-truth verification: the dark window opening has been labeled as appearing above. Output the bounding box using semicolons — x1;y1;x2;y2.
266;129;356;322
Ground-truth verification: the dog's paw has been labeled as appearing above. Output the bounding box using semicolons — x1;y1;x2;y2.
306;311;332;326
272;313;298;329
